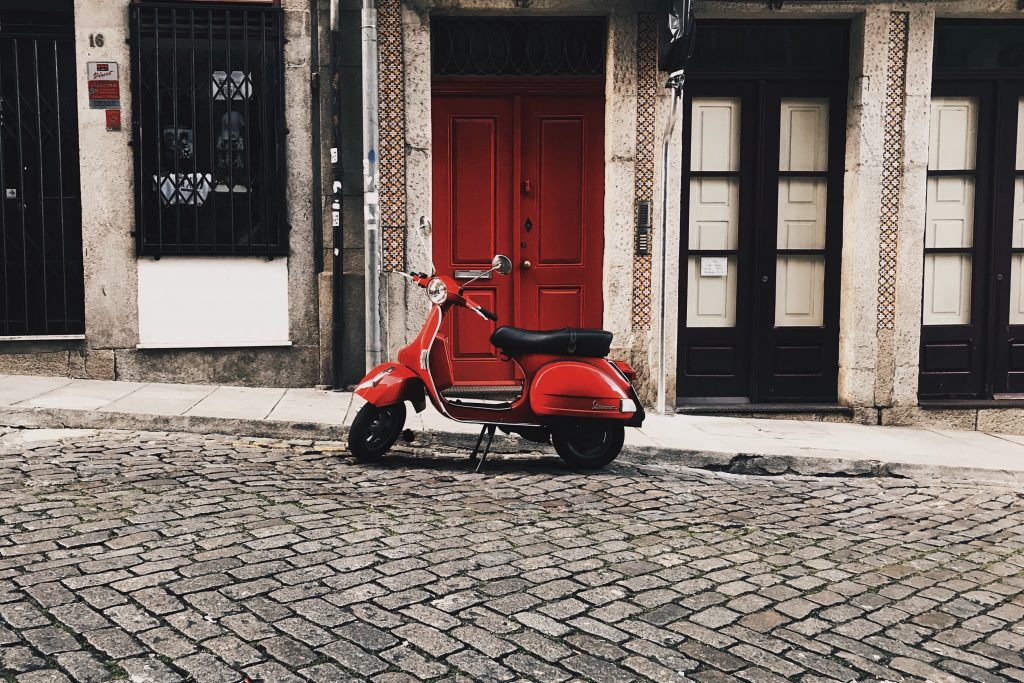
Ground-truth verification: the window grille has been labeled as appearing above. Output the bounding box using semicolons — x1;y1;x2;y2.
129;2;286;256
431;17;606;77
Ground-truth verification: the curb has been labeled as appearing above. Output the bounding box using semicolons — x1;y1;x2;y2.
2;406;1023;485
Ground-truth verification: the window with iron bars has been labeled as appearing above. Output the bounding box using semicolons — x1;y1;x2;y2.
431;17;607;78
129;2;286;256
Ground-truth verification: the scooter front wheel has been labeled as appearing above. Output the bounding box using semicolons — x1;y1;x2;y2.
552;423;625;470
349;403;407;463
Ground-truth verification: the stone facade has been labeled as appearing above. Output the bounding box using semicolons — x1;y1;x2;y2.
372;0;1024;433
0;0;335;388
9;0;1024;434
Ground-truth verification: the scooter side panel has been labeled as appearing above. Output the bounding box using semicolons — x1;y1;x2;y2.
530;361;635;419
354;363;426;413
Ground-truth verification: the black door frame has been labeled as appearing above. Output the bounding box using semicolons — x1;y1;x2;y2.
676;75;847;404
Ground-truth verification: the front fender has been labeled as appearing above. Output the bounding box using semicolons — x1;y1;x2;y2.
354;363;426;413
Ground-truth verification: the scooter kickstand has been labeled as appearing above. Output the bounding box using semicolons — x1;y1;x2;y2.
468;425;488;463
474;425;497;474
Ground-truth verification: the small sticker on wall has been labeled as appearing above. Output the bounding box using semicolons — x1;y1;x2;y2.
700;256;728;277
105;109;121;131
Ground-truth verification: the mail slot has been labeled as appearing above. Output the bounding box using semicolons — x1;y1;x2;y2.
454;270;492;280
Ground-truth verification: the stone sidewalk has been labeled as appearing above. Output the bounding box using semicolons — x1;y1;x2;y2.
2;374;1024;482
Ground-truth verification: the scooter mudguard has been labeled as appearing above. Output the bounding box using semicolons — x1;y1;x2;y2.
354;363;426;413
530;361;637;420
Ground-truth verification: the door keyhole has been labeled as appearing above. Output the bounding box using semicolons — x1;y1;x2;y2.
525;218;533;233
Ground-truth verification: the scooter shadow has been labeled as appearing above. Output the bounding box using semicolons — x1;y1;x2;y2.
360;451;602;477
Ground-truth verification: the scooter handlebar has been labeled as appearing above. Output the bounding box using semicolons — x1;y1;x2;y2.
462;293;498;322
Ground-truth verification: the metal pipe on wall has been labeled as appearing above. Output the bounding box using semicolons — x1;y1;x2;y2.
361;0;382;371
329;0;344;387
310;0;324;274
657;73;684;415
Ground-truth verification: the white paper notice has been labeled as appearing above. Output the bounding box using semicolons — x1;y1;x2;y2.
700;256;728;277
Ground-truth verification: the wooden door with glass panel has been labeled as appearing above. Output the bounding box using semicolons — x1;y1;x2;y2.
918;86;993;398
759;84;844;401
677;82;844;403
994;84;1024;394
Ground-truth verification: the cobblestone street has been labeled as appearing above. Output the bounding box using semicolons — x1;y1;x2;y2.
1;430;1023;682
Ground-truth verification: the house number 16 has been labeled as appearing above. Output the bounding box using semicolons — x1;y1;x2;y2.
88;34;105;48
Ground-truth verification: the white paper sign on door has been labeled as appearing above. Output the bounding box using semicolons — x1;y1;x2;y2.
700;256;728;277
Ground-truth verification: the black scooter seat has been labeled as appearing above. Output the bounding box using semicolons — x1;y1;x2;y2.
490;326;613;358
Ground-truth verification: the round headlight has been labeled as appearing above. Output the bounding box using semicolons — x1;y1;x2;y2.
426;278;448;305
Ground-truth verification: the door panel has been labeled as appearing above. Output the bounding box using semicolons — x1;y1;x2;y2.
758;85;844;401
431;95;515;382
919;86;991;398
0;13;84;336
536;117;584;265
677;88;752;399
519;95;604;332
432;89;604;383
537;288;583;330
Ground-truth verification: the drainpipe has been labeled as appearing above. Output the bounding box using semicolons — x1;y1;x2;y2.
361;0;382;371
310;0;323;274
657;71;685;415
329;0;344;386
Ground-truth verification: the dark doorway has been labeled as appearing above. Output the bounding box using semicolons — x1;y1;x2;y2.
919;22;1024;400
0;2;84;337
675;21;849;405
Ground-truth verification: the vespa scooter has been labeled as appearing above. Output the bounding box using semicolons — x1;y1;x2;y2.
349;254;645;470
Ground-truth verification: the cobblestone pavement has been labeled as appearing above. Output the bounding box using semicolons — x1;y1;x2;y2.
1;430;1023;683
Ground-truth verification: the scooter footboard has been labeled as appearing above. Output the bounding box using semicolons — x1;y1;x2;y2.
355;363;426;413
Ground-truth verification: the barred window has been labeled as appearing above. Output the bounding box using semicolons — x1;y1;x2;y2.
431;17;606;78
129;2;286;256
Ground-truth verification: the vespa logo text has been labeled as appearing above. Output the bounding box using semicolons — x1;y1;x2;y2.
592;400;617;411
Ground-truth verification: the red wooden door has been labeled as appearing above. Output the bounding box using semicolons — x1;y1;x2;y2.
432;87;604;383
519;95;605;331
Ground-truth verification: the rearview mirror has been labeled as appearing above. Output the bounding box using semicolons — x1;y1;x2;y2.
493;255;513;275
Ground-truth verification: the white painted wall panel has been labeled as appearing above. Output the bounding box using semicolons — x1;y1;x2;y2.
775;256;824;327
923;254;972;326
689;178;739;250
690;98;740;172
687;257;737;328
1010;102;1024;325
1017;98;1024;171
928;97;977;171
779;99;829;172
137;257;290;348
925;177;975;248
777;178;827;249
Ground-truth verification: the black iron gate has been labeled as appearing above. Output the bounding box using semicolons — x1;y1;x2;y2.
0;6;84;336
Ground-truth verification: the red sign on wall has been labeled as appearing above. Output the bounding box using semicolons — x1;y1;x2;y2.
87;62;120;109
105;109;121;132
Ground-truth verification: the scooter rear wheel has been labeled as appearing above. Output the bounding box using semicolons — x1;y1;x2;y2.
349;403;407;463
552;423;625;470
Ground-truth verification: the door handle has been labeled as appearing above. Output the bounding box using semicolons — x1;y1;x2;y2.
521;260;532;270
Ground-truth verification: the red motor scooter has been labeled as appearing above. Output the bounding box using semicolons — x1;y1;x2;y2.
349;254;645;470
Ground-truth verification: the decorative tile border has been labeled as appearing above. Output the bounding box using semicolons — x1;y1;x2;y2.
632;12;657;330
378;0;407;271
877;12;909;330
